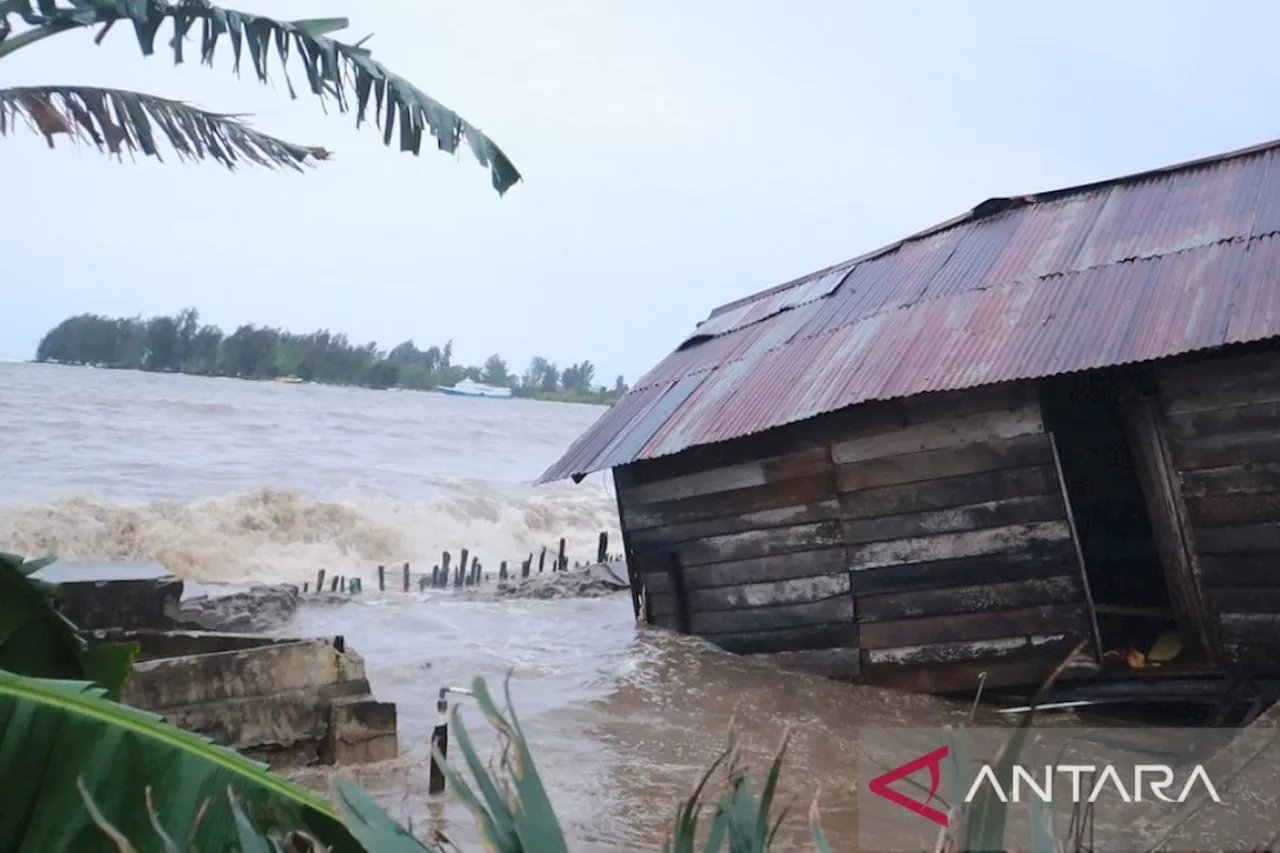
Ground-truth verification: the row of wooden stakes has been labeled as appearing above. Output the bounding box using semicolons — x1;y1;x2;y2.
300;531;622;595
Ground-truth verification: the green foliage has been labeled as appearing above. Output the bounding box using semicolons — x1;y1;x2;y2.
35;309;631;404
0;0;520;191
0;671;363;853
0;552;137;701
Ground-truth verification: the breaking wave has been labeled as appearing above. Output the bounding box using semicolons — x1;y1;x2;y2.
0;485;621;583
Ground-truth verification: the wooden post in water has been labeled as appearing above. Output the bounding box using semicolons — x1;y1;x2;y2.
315;569;325;594
524;553;533;578
499;560;508;581
440;552;451;589
557;538;567;572
402;562;410;593
331;575;341;593
377;565;385;592
471;557;480;585
431;565;440;587
667;551;692;634
303;582;309;593
457;548;469;587
597;531;608;564
538;547;546;574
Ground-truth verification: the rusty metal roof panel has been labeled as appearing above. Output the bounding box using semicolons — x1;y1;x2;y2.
539;139;1280;483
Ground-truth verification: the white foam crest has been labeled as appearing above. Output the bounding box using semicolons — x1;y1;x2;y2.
0;483;620;583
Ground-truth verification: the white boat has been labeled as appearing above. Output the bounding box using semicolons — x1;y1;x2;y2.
437;379;513;399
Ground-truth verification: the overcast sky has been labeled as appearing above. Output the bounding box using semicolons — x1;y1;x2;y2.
3;0;1277;382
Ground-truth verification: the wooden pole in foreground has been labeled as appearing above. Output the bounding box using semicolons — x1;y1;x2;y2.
597;531;608;564
499;560;508;581
315;569;325;594
457;548;469;587
441;552;451;589
538;547;546;574
557;538;567;572
403;562;410;592
377;565;385;592
431;565;440;587
331;575;341;593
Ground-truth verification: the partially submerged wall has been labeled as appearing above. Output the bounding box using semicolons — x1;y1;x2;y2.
619;382;1095;693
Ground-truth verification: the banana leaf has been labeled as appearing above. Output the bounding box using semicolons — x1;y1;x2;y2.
0;552;137;700
0;671;363;853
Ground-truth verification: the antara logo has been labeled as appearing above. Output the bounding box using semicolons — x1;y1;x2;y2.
868;745;1223;828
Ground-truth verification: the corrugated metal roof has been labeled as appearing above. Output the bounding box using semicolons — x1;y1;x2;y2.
538;139;1280;485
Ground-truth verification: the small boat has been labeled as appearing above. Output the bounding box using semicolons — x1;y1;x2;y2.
438;379;513;399
275;375;304;384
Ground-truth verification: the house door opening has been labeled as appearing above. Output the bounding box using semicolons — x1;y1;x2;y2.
1038;370;1193;671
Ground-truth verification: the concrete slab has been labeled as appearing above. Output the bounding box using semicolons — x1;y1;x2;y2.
31;559;183;631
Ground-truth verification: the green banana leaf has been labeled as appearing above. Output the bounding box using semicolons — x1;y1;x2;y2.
0;552;138;700
0;671;365;853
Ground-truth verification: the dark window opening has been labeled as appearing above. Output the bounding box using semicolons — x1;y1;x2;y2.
1039;370;1186;664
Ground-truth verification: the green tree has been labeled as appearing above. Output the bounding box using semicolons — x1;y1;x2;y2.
0;0;520;193
481;354;510;386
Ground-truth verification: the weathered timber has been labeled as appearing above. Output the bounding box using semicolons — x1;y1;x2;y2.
670;520;845;567
621;446;834;507
757;648;862;680
830;403;1044;465
666;552;691;633
838;465;1058;520
637;547;848;592
1198;555;1280;586
1164;399;1280;443
706;624;860;656
834;432;1053;493
858;604;1091;650
847;521;1072;572
1217;613;1280;644
597;532;608;564
1196;523;1280;555
861;633;1074;668
848;544;1078;596
692;595;854;635
1180;463;1280;499
840;494;1064;546
1159;349;1280;415
655;573;852;614
1204;586;1280;614
856;575;1083;623
623;474;835;531
1168;431;1280;471
1222;642;1280;671
1186;492;1280;528
1121;397;1214;661
628;499;843;548
859;652;1085;694
377;565;385;592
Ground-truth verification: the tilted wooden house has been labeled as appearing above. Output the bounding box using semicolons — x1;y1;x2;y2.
537;139;1280;696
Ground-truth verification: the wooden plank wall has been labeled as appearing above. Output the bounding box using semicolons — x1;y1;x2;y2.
1157;348;1280;673
616;382;1095;693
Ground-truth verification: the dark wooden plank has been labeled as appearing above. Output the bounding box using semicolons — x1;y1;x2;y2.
640;547;848;592
622;473;834;530
1186;492;1280;528
1195;523;1280;555
835;433;1053;493
861;632;1078;667
842;494;1065;547
628;499;842;548
1217;612;1280;644
1168;431;1280;471
706;624;860;656
856;576;1083;623
1204;586;1280;615
831;404;1045;464
752;648;862;680
848;521;1072;571
858;604;1091;650
620;446;834;507
674;520;845;568
849;542;1079;596
858;652;1091;694
840;464;1059;520
667;552;691;633
1159;349;1280;415
1121;398;1215;663
1180;463;1280;499
1198;554;1280;587
692;595;854;635
1222;642;1280;673
899;382;1029;424
1164;400;1280;444
685;573;850;613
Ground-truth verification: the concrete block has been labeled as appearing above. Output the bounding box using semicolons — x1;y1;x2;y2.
31;559;183;631
322;698;399;765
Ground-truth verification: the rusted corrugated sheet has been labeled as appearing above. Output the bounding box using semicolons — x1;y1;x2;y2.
536;141;1280;485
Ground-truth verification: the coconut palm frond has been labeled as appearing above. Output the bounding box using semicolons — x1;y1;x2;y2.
0;0;521;193
0;85;329;170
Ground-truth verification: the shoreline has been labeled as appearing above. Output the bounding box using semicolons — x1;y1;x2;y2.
18;359;617;407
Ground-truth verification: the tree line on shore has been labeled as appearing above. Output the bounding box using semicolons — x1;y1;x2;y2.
34;309;630;404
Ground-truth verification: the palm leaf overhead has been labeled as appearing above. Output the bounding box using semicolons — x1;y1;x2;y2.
0;0;521;192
